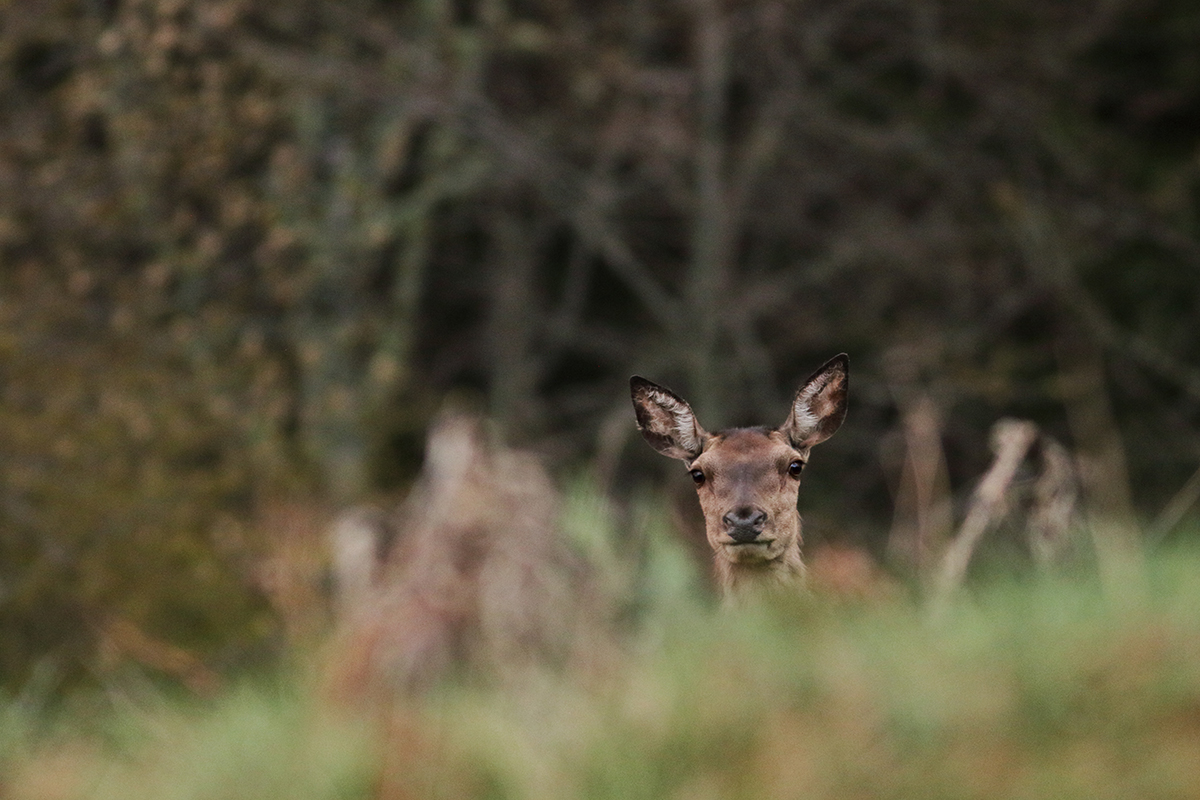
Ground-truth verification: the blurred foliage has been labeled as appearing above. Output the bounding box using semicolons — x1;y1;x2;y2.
2;0;1200;688
8;545;1200;799
3;680;379;800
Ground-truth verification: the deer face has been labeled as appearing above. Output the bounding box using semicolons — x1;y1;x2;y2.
686;427;809;566
631;355;849;594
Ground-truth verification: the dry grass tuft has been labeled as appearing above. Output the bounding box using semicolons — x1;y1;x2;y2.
325;411;603;699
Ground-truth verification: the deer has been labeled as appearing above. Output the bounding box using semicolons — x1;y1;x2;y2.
631;355;848;600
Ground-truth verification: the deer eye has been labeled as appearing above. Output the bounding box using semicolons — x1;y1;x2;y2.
787;460;805;478
689;468;706;486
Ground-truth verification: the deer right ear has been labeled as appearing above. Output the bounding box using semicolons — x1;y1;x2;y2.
782;354;848;449
630;376;709;461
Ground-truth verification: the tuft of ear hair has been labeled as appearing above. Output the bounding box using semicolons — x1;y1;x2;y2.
630;376;710;462
781;354;849;449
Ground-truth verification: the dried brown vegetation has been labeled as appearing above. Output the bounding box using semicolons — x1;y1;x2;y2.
325;412;600;698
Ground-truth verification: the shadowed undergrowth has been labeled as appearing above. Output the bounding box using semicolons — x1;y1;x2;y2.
6;543;1200;800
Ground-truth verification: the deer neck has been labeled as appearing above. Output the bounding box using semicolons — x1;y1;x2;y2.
715;530;806;604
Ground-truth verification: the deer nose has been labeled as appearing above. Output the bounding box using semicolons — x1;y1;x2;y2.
723;506;768;542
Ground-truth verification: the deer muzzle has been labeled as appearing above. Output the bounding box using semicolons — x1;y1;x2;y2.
723;506;768;543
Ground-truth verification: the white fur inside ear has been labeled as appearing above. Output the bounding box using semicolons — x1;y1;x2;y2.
784;360;847;447
649;389;703;454
789;399;821;439
792;372;835;433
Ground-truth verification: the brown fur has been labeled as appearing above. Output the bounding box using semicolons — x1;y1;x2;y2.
631;355;848;601
690;428;811;596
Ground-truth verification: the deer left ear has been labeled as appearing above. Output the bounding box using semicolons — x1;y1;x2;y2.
782;354;848;449
630;376;710;461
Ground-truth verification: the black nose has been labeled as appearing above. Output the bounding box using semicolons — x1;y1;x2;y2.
723;507;767;542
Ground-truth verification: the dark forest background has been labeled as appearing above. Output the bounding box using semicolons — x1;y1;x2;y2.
2;0;1200;690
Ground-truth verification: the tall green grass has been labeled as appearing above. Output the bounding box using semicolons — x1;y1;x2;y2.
7;539;1200;799
2;677;379;800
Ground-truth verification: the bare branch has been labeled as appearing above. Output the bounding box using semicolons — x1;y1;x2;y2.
1149;463;1200;544
932;419;1039;612
458;97;686;333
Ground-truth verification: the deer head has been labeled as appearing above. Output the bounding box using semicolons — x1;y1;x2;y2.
631;355;848;599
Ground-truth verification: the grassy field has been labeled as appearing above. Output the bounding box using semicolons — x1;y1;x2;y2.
5;542;1200;800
